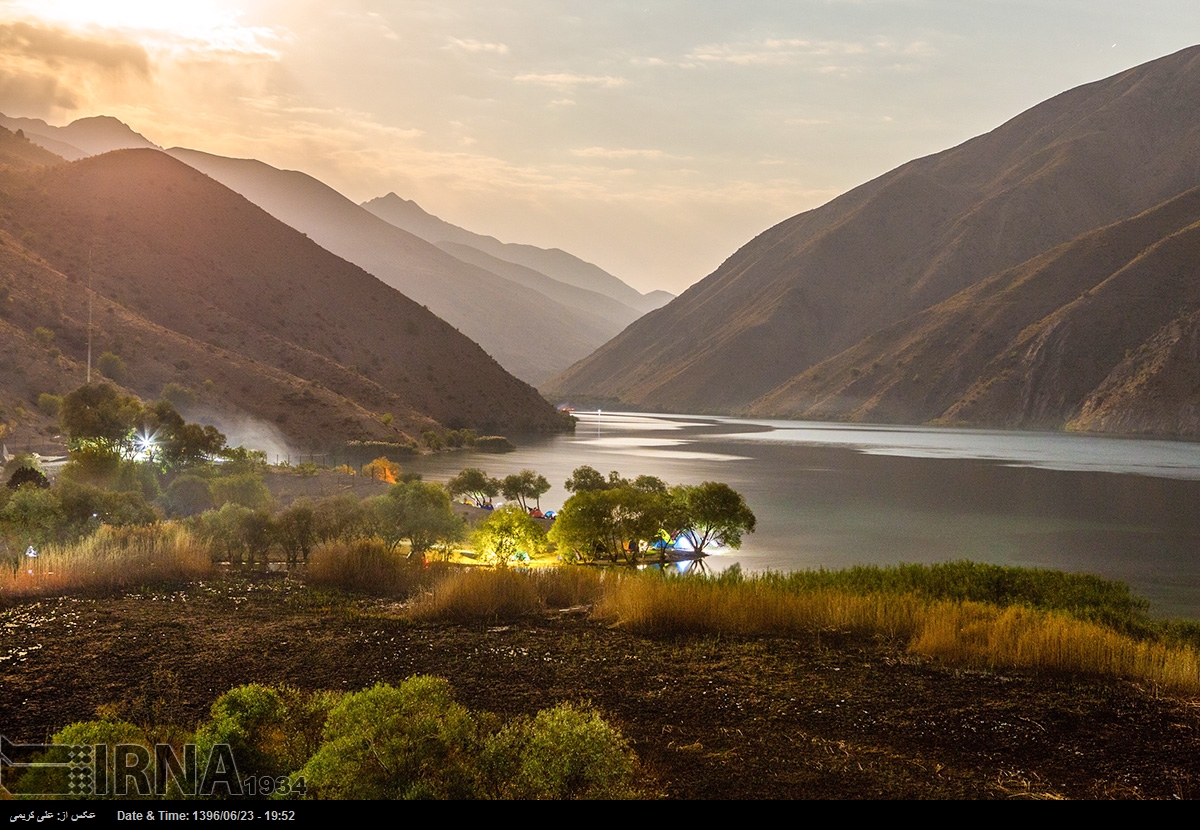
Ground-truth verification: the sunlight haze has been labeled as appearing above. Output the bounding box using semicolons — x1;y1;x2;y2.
1;0;1197;293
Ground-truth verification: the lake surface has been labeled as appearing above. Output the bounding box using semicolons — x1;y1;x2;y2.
404;412;1200;619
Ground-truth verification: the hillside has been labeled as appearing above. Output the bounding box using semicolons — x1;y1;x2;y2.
165;149;627;385
361;193;671;314
0;149;568;449
548;45;1200;434
746;187;1200;430
0;113;158;160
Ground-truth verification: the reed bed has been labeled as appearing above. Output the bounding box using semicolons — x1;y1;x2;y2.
0;524;211;602
306;538;443;596
407;566;607;623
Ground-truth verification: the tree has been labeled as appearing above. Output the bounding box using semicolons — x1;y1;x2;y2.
275;499;317;566
363;456;400;483
373;481;464;559
501;469;551;511
670;482;756;556
549;486;670;564
472;504;547;566
60;383;144;458
564;465;609;494
447;468;499;507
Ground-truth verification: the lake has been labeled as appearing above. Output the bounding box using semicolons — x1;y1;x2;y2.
403;412;1200;619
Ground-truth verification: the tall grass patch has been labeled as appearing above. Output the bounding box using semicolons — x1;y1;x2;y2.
0;523;210;603
306;539;440;596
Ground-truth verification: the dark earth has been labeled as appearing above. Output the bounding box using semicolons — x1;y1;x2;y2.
2;576;1198;800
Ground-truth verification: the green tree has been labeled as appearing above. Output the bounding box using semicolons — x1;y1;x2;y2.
60;383;144;458
472;504;547;566
670;482;756;555
275;499;317;566
549;486;669;564
447;467;500;507
501;469;551;511
564;465;609;493
372;481;464;559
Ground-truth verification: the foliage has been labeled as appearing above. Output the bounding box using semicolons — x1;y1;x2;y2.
96;351;127;383
422;430;445;451
372;481;464;558
6;465;49;490
208;473;272;512
32;326;54;347
10;719;154;799
295;678;483;800
501;469;551;511
447;467;499;508
61;383;144;457
274;499;316;565
480;704;640;799
0;484;62;547
160;474;213;518
474;436;515;453
549;486;671;564
192;503;271;566
670;482;756;554
36;392;62;419
472;504;547;567
306;538;430;595
407;567;542;622
143;399;226;469
194;684;339;791
564;465;609;493
311;494;374;544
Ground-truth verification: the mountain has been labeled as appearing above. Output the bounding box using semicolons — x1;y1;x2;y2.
0;149;568;449
549;45;1200;435
0;113;158;160
0;124;64;169
361;193;672;314
165;148;627;385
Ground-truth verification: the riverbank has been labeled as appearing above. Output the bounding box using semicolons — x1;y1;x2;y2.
2;575;1198;799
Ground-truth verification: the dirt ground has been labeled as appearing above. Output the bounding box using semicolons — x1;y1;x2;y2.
2;576;1199;800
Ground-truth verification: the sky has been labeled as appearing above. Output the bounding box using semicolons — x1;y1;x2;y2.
1;1;1198;295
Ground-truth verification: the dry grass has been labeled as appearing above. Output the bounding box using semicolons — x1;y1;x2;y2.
306;538;442;596
593;571;1200;695
0;523;211;603
407;567;542;622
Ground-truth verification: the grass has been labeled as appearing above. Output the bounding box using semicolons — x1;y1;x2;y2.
406;566;606;623
0;524;211;604
306;538;447;596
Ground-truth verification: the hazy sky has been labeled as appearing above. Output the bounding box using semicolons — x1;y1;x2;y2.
1;1;1198;294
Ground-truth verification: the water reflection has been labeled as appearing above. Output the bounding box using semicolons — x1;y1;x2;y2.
405;412;1200;618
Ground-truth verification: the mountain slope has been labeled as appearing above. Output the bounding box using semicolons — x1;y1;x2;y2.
548;45;1200;425
0;113;158;160
361;193;671;314
0;149;567;448
745;186;1200;431
166;148;620;385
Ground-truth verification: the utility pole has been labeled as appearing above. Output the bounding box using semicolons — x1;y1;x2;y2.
87;247;93;384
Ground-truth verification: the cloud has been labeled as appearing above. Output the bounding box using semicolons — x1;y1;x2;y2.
571;146;667;160
514;73;626;89
675;37;936;70
447;37;508;54
0;21;150;74
0;21;151;115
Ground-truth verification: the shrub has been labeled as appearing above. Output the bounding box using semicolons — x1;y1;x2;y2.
407;567;541;622
193;684;339;791
10;719;154;799
295;678;482;800
96;352;127;383
160;474;213;517
37;392;62;418
480;704;640;799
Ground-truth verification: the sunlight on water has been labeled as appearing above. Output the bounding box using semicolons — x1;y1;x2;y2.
406;412;1200;617
719;419;1200;480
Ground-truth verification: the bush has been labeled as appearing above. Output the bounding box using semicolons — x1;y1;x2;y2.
194;684;339;792
96;352;127;383
160;474;212;517
37;392;62;418
480;704;641;799
10;719;154;799
295;678;483;800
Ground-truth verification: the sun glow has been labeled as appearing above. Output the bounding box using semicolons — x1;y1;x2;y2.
2;0;281;55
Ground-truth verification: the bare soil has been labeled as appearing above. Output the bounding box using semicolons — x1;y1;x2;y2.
2;576;1198;800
